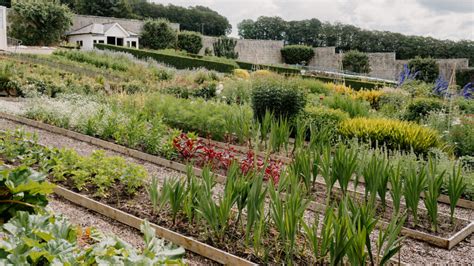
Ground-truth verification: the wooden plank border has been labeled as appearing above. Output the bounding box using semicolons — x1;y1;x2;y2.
54;186;256;265
1;112;472;249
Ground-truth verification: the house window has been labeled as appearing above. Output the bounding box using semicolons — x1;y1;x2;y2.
98;40;104;44
126;41;130;47
131;41;137;48
93;40;97;44
76;40;83;47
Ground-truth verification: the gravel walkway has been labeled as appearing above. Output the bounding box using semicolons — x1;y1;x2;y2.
1;117;473;264
48;195;215;265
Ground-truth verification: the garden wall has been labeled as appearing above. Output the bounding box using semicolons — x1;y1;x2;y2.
200;36;468;81
200;36;284;64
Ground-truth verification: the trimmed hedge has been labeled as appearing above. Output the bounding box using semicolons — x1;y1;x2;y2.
302;106;349;130
281;45;315;65
456;68;474;87
177;31;203;54
339;117;441;154
95;44;238;73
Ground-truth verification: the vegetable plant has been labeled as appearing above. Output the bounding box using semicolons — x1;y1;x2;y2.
447;162;466;223
423;157;445;232
404;163;426;226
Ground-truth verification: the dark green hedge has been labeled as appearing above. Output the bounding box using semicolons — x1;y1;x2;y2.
456;68;474;87
95;44;238;73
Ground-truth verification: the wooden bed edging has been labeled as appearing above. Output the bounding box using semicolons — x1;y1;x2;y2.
2;112;472;249
53;186;256;266
4;111;472;211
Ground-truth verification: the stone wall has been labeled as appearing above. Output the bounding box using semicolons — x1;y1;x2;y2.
200;36;284;64
71;14;179;34
309;47;342;71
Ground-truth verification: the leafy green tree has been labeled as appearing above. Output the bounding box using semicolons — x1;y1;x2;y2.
281;45;315;65
140;19;177;50
408;57;439;83
342;50;371;73
131;2;231;36
213;37;238;59
74;0;133;18
177;31;203;54
8;1;72;46
238;16;287;40
0;0;11;8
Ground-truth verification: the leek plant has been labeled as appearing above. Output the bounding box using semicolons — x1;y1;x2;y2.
183;165;200;222
347;199;378;265
245;172;268;246
389;163;403;215
320;147;337;203
447;162;466;224
329;199;354;265
423;157;445;232
290;150;313;192
269;171;308;263
293;118;308;152
404;163;426;226
147;175;167;214
196;164;237;241
333;144;358;196
269;118;291;154
308;123;332;151
376;212;406;265
259;110;273;147
163;177;187;225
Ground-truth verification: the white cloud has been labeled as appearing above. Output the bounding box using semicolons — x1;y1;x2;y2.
150;0;474;40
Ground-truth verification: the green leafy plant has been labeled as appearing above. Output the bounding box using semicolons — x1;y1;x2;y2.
141;19;177;50
423;157;445;232
251;76;307;121
177;31;203;54
0;165;55;223
447;162;467;223
404;163;426;226
376;212;406;265
408;57;439;83
213;37;239;59
163;177;186;225
268;171;308;263
280;45;315;65
342;50;371;74
389;162;403;215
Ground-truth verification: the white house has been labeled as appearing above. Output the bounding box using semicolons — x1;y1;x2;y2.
66;22;139;50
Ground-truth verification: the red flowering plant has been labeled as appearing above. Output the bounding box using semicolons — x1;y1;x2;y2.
172;133;204;161
173;133;283;183
240;150;282;184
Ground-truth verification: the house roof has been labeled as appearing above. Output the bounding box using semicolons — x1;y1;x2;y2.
67;22;138;37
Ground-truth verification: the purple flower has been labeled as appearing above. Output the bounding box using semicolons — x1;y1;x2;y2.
461;82;473;99
397;64;419;87
433;76;450;97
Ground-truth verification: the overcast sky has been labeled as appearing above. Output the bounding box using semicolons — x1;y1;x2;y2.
150;0;474;41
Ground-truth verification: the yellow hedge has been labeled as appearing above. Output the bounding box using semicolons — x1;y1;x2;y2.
233;68;250;79
328;83;384;108
339;117;440;153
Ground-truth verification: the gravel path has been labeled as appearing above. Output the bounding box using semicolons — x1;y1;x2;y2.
1;117;473;264
48;195;215;265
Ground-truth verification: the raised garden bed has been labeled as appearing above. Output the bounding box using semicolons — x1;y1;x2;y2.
1;112;472;250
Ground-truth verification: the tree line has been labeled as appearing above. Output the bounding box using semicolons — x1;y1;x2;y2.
57;0;231;36
238;16;474;66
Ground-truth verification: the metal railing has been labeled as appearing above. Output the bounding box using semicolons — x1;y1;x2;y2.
6;37;21;53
